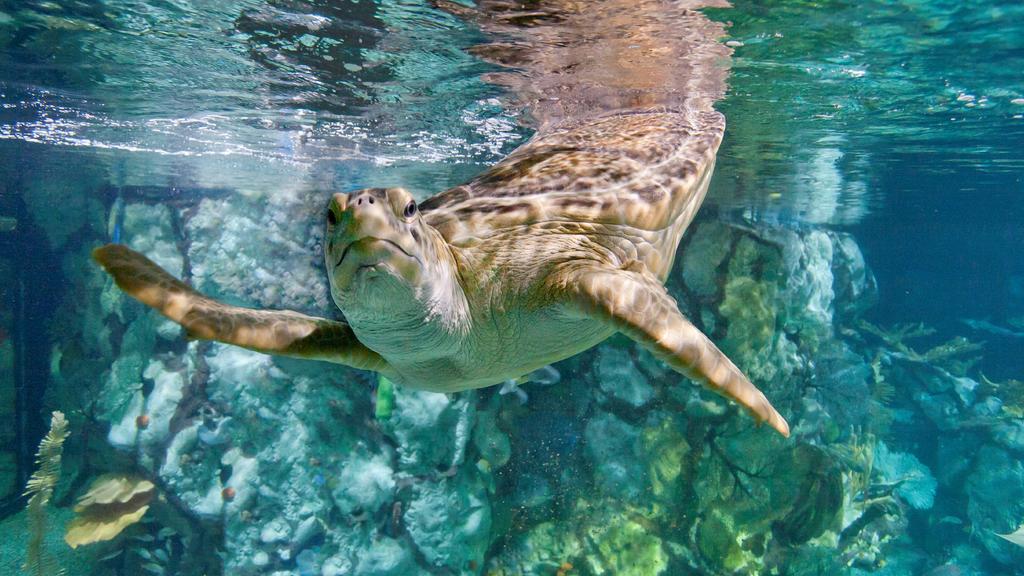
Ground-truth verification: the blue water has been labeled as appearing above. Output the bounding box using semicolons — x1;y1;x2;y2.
1;1;1023;575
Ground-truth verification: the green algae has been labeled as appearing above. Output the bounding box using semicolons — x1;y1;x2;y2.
696;509;765;573
586;516;668;576
720;277;777;356
641;418;690;502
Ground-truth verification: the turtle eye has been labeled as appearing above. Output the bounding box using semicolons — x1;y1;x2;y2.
327;209;337;225
403;200;418;218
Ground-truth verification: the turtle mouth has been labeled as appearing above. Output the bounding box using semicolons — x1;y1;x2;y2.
335;237;417;269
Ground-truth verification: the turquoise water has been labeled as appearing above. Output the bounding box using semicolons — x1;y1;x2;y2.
0;0;1022;574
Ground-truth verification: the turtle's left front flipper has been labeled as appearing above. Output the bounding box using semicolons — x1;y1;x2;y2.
566;265;790;437
93;244;388;372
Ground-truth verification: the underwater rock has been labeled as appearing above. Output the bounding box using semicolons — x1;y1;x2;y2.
680;220;735;301
404;473;490;572
594;346;654;408
966;444;1024;565
584;411;645;502
810;341;873;432
830;233;877;319
969;395;1003;420
104;388;145;451
935;433;981;488
186;195;329;312
914;391;962;431
952;375;979;406
992;420;1024;454
121;203;184;277
696;509;763;574
260;518;290;544
221;448;259;515
719;275;782;366
716;234;803;384
473;408;511;469
98;318;158;446
640;415;690;501
384;387;472;475
137;356;190;453
585;515;668;576
778;228;836;344
353;537;424;576
682;220;875;397
330;450;395;516
488;521;582;575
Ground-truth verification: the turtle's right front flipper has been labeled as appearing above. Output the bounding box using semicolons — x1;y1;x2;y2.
93;244;389;372
564;264;790;437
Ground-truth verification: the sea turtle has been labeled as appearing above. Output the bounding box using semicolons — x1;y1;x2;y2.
93;0;790;436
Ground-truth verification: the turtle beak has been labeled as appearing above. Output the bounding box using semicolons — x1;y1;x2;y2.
331;192;348;215
327;188;421;279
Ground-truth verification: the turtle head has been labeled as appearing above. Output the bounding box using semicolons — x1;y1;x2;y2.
324;187;463;327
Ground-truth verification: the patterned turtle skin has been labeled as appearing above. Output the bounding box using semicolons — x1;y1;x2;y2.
94;0;789;436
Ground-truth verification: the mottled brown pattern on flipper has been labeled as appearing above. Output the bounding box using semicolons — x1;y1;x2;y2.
92;244;386;371
422;0;729;241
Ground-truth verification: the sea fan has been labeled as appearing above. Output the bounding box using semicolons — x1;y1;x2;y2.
23;411;70;576
874;440;937;511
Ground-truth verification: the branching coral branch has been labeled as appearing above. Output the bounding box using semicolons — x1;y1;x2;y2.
858;321;983;375
24;411;69;576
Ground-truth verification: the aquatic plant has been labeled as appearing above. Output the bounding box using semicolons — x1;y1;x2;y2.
837;430;876;505
867;353;896;434
869;353;895;405
773;445;843;545
65;473;156;548
979;374;1024;417
23;411;69;576
859;320;984;375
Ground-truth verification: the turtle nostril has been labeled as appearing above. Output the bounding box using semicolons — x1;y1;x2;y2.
368;197;374;204
327;210;337;225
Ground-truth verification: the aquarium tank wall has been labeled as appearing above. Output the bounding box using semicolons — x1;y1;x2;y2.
0;0;1023;575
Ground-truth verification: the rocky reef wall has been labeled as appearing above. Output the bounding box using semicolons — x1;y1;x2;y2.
15;179;1022;576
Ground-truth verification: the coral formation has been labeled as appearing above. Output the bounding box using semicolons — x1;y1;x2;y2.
23;411;69;576
33;192;1019;575
64;474;156;548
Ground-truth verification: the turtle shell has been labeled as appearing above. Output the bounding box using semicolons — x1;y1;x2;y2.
422;108;724;243
421;0;729;244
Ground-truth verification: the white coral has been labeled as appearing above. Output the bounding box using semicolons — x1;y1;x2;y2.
874;441;937;510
